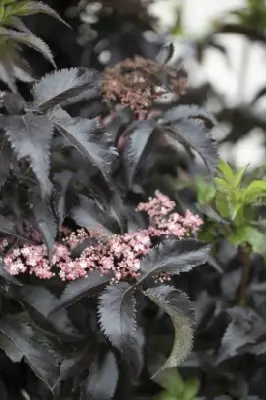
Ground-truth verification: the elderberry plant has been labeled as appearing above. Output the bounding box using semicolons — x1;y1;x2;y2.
0;42;218;399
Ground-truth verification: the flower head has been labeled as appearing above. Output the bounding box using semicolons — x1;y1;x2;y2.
102;56;187;117
3;192;202;283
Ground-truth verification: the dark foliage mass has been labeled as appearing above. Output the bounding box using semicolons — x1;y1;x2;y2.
0;1;265;400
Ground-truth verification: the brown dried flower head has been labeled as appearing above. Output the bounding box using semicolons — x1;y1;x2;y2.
102;56;187;117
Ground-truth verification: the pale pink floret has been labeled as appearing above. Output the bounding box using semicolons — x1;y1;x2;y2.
3;192;203;282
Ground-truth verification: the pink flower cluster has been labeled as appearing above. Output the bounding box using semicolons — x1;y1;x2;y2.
137;190;203;238
3;192;203;282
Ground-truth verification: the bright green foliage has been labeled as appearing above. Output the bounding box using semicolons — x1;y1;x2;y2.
196;160;266;255
155;369;200;400
0;0;68;92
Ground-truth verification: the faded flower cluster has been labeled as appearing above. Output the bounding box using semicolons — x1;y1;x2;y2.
3;192;202;282
102;56;187;117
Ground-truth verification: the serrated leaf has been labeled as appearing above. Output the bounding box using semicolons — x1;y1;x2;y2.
145;286;194;377
98;282;139;373
19;285;81;340
11;1;69;28
156;43;175;64
138;239;210;284
122;120;156;188
31;198;57;264
0;112;53;197
5;16;32;33
217;306;265;363
71;194;117;235
52;171;74;226
50;270;110;314
0;42;34;92
166;119;217;177
50;107;117;185
0;27;55;67
164;105;218;128
81;351;118;400
33;68;102;111
0;313;60;391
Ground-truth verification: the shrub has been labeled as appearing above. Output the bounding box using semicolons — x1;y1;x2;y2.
0;29;220;398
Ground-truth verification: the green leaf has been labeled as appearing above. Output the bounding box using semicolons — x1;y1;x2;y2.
155;394;177;400
215;193;230;218
217;159;235;184
229;225;265;253
183;377;200;400
0;6;6;21
234;165;248;188
195;176;216;204
145;286;194;378
157;369;185;396
243;179;266;203
214;177;230;192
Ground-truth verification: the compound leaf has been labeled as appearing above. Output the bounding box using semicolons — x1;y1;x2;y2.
138;239;210;284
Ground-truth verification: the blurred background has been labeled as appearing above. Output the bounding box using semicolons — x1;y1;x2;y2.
150;0;266;168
